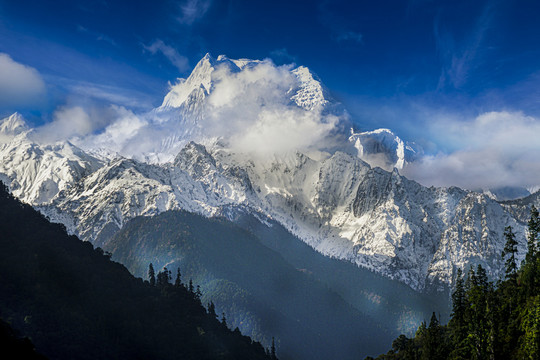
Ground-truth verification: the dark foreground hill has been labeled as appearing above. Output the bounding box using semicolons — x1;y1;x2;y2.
0;183;272;360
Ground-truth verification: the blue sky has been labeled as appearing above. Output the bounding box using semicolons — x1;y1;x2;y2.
1;0;540;189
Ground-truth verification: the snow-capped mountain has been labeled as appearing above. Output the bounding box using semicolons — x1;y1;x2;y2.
145;53;345;162
33;138;531;291
349;128;423;170
0;112;28;137
0;116;102;205
0;53;537;292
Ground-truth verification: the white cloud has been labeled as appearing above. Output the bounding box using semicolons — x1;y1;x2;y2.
74;105;148;154
0;53;46;108
33;106;94;143
64;80;155;110
65;59;344;161
143;40;190;72
176;0;211;25
402;111;540;190
32;105;126;144
204;61;341;155
434;5;493;89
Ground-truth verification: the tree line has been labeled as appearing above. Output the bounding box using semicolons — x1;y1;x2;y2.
0;181;276;360
146;263;278;360
369;205;540;360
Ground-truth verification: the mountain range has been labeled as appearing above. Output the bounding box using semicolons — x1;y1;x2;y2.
1;53;539;358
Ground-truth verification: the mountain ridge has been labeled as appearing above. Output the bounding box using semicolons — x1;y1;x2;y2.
0;54;537;293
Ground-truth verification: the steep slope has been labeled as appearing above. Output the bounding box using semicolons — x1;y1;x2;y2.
0;112;28;137
214;147;526;291
349;128;422;170
40;142;258;246
0;319;47;360
105;210;391;360
499;190;540;223
0;114;103;205
34;139;528;292
0;182;272;360
221;208;450;334
0;54;534;294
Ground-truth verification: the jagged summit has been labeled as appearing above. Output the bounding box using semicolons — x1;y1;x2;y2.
3;53;532;293
349;128;422;170
160;53;330;111
154;53;417;170
0;112;29;137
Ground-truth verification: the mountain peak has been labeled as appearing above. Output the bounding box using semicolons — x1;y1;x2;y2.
291;66;330;111
160;54;217;109
349;128;422;170
0;112;29;137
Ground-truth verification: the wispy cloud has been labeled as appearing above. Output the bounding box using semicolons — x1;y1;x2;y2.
435;5;493;89
0;53;46;109
336;31;363;44
77;25;117;46
176;0;211;25
269;48;297;64
62;79;156;110
143;40;190;72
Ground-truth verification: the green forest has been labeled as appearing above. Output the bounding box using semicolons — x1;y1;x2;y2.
370;205;540;360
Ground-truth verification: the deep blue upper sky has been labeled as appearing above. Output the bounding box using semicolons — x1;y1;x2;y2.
1;0;539;147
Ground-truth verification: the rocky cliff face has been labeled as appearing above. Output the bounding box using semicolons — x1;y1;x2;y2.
1;54;537;292
10;137;529;292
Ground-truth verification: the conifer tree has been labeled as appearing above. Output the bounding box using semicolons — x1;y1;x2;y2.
422;312;445;360
524;206;540;296
502;226;519;282
221;312;227;328
174;267;182;288
156;267;171;287
207;302;217;319
465;266;476;293
466;265;491;360
526;205;539;264
450;268;467;351
270;337;277;360
148;263;156;286
522;296;540;360
373;204;540;360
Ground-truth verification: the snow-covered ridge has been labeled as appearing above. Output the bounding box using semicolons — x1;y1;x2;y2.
0;112;28;137
349;128;422;170
1;117;532;291
1;54;536;292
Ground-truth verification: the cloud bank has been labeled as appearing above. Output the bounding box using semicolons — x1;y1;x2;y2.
402;111;540;190
32;105;123;144
203;61;341;155
0;53;46;109
47;60;343;162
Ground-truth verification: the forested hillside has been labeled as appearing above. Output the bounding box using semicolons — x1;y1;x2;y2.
370;206;540;360
0;182;273;360
105;209;390;360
